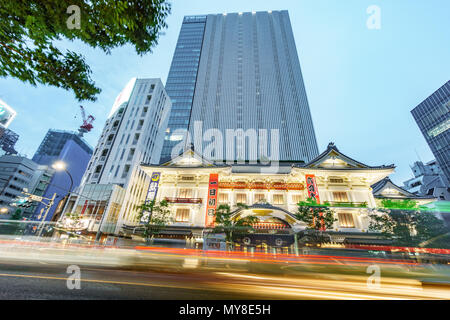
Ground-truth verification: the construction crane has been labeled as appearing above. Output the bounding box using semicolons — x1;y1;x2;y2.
77;105;95;137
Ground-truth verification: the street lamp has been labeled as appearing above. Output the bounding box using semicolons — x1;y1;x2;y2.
51;161;74;224
52;161;74;192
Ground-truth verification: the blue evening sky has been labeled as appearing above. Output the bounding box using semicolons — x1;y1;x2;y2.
0;0;449;185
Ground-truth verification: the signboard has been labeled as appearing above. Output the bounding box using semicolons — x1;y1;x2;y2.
305;174;324;231
205;173;219;228
218;182;304;190
29;194;43;202
0;99;17;128
203;233;226;251
305;174;320;203
140;172;161;224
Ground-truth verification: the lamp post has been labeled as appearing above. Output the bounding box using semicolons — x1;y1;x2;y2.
52;161;74;193
51;161;74;223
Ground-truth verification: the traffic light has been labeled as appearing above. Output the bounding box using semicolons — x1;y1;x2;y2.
11;197;33;208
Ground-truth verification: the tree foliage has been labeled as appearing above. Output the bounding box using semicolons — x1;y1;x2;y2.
136;199;173;241
294;198;337;231
369;208;447;247
0;0;171;101
11;209;23;221
213;204;259;244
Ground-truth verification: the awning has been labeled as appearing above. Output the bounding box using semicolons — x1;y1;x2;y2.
157;230;193;236
344;238;392;245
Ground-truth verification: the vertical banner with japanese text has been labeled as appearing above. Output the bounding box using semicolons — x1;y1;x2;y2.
140;172;161;224
305;174;320;203
205;173;219;228
305;174;325;230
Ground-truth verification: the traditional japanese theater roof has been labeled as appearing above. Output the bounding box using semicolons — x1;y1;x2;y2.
141;143;396;177
294;142;396;171
371;177;436;200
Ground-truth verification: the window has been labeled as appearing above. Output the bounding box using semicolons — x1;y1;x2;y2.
333;192;349;202
215;193;227;204
128;148;135;161
273;194;284;205
114;165;120;178
122;165;130;178
145;95;152;104
254;193;265;203
178;188;193;198
338;213;355;228
176;208;190;222
330;178;344;183
236;193;247;204
291;194;302;204
181;176;194;181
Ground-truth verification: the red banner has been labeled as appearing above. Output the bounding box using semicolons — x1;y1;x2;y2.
305;174;325;231
205;174;219;228
218;182;304;190
305;174;320;203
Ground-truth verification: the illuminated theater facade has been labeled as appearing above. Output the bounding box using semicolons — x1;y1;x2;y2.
119;143;405;244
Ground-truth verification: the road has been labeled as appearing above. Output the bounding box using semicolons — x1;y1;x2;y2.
0;258;449;300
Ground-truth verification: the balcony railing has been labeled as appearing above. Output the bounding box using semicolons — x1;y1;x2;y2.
324;201;368;208
164;197;202;204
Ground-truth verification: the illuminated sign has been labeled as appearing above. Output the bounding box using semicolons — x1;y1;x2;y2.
205;174;219;228
140;172;161;224
108;78;137;118
0;99;17;128
218;182;304;190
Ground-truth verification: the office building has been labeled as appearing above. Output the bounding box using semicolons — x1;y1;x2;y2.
411;80;450;184
0;155;37;218
0;127;19;155
161;11;319;163
403;160;450;201
31;129;93;221
22;165;54;219
59;78;171;237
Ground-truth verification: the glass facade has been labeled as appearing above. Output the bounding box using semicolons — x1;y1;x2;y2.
161;16;206;160
411;80;450;184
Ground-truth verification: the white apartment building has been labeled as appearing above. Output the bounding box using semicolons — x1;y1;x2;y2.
60;78;171;237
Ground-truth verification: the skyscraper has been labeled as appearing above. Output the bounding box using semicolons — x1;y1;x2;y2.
32;129;93;221
161;11;319;163
411;80;450;184
81;78;171;186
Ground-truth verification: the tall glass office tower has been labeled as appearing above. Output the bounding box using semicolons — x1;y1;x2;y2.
412;80;450;184
161;11;319;163
161;16;206;159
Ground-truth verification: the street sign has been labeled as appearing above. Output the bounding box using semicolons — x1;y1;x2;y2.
29;194;43;202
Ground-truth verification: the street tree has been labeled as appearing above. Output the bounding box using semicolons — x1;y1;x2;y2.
294;198;337;245
213;204;259;249
136;199;173;243
369;200;447;247
0;0;171;101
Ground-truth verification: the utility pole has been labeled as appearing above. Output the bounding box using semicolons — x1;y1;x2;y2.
20;191;57;238
36;193;57;238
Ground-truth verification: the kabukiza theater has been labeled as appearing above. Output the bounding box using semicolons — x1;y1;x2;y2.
121;143;433;249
